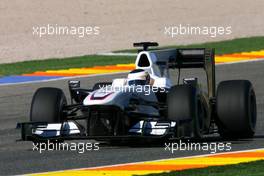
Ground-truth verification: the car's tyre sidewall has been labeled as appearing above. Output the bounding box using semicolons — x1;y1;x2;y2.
167;85;203;138
30;87;67;123
216;80;257;138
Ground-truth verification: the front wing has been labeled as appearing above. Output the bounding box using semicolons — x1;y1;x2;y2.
17;120;177;141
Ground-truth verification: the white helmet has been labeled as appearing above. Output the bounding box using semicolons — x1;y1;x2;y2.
127;69;150;86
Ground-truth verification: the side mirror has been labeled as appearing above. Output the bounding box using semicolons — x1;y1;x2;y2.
68;80;80;90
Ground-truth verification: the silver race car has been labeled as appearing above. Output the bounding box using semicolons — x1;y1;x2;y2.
18;42;257;142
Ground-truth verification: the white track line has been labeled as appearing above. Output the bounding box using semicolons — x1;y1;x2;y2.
28;147;264;175
1;57;264;87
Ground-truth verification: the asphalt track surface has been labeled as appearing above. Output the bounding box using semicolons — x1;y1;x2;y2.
0;61;264;175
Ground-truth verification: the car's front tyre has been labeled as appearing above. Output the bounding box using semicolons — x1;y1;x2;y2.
167;84;204;138
30;87;67;123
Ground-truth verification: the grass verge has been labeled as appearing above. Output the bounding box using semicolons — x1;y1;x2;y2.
0;55;134;76
0;36;264;76
117;36;264;55
142;160;264;176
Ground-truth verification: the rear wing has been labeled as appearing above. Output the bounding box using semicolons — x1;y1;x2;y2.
150;48;216;98
169;49;213;68
170;48;216;98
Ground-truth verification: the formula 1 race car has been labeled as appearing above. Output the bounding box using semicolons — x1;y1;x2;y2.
18;42;257;142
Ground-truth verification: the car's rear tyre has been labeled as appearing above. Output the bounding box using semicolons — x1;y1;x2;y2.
93;82;112;90
216;80;257;139
30;87;67;123
167;85;204;138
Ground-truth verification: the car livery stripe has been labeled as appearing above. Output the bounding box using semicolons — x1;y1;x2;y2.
1;50;264;85
29;148;264;176
90;92;114;100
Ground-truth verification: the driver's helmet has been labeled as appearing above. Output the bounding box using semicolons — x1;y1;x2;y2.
127;69;150;86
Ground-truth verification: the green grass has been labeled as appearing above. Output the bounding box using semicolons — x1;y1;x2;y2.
141;160;264;176
0;55;134;76
117;36;264;55
1;36;264;76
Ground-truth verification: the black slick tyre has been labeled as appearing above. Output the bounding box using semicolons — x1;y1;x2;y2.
216;80;257;138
